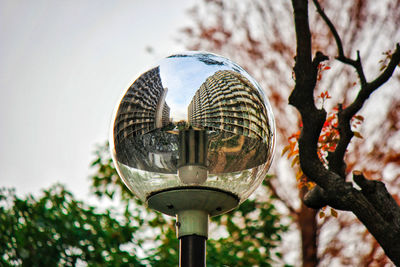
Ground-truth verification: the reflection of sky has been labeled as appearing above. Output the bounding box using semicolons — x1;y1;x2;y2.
160;56;221;121
159;52;268;122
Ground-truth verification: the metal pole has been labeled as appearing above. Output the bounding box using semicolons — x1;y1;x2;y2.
176;210;208;267
179;235;206;267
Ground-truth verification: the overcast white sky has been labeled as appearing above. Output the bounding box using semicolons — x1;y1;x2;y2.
0;0;196;199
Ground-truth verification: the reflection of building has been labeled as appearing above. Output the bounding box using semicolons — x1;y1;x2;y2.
188;70;269;140
114;66;170;146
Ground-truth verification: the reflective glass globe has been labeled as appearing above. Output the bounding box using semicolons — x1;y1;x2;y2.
110;52;275;213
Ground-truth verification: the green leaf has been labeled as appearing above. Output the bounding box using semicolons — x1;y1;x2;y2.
319;211;325;218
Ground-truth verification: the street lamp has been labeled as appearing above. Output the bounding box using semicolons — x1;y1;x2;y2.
110;52;275;266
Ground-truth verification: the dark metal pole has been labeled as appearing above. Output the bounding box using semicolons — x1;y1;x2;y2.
179;235;206;267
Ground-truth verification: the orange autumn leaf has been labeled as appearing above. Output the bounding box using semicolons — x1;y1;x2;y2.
331;208;338;217
354;131;363;139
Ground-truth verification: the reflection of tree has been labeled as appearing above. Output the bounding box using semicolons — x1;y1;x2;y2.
207;131;268;173
168;53;225;66
116;128;179;174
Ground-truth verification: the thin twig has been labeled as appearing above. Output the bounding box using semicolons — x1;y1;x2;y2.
312;0;367;85
312;0;344;57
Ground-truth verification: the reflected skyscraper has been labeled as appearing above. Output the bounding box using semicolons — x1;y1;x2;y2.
113;66;175;173
188;70;270;141
187;70;272;174
114;66;170;147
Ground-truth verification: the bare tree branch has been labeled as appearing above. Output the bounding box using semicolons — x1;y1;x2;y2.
329;44;400;173
303;185;327;209
290;0;333;190
353;171;400;229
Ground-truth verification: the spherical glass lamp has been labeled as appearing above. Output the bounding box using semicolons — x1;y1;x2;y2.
110;52;275;239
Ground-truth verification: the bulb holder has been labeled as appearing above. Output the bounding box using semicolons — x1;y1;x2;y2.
147;187;239;217
176;210;209;238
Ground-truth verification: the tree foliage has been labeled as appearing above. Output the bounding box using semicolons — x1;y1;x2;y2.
0;185;145;266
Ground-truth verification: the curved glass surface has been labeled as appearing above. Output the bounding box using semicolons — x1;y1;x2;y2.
110;52;275;202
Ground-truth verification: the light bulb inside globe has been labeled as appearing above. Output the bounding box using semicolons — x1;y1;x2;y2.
178;165;208;185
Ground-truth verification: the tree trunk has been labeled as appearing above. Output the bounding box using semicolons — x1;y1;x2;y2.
299;188;318;267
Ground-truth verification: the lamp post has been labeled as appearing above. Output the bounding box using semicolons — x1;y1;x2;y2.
110;52;275;266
